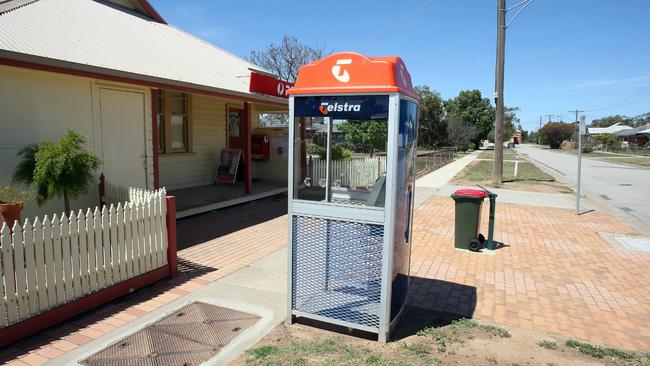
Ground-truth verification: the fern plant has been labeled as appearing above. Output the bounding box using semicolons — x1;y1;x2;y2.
13;130;101;214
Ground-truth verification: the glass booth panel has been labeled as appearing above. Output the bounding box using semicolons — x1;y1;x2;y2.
293;116;328;202
292;96;389;207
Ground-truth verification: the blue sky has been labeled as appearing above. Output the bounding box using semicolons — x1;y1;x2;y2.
150;0;650;131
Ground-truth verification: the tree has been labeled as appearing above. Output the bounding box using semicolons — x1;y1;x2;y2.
13;130;101;214
488;106;519;142
446;119;477;150
338;120;387;157
590;115;634;128
539;122;575;149
415;85;447;148
444;90;495;144
247;35;327;82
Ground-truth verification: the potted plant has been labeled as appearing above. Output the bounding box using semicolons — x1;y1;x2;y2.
0;186;32;227
13;130;101;215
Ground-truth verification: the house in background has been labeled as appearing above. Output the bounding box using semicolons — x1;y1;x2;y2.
0;0;291;219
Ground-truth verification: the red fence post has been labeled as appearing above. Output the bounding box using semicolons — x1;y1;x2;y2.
165;196;178;278
98;172;105;207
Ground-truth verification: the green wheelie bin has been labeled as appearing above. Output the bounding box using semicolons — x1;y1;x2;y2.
451;188;488;251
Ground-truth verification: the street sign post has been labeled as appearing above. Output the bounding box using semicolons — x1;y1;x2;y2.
576;116;586;215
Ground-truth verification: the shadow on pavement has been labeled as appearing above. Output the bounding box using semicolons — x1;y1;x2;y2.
289;277;477;342
486;240;509;251
176;193;287;250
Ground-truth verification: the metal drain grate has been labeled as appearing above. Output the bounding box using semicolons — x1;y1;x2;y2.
81;302;259;366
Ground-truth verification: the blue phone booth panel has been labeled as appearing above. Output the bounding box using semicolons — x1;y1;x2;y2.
291;215;384;330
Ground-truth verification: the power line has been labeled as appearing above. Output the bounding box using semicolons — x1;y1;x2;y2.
350;0;433;49
585;86;650;113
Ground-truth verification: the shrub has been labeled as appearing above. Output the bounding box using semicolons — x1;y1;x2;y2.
13;130;101;214
539;122;575;149
307;143;351;161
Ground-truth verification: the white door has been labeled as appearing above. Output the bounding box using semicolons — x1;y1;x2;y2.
99;88;147;189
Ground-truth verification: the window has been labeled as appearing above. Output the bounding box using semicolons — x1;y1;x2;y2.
259;112;289;128
292;95;389;207
157;90;191;153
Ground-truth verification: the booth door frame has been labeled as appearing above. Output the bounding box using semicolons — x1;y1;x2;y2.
286;93;402;342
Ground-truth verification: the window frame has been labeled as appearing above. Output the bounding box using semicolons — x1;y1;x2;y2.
158;90;192;154
258;111;290;129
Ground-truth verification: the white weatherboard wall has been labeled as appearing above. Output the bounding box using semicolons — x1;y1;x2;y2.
0;66;153;219
158;97;289;190
158;94;228;190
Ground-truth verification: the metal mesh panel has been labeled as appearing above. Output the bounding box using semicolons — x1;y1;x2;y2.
292;215;383;330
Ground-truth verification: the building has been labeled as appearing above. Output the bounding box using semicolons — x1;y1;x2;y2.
0;0;290;219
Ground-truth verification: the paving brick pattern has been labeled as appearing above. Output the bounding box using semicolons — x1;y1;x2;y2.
409;196;650;351
3;193;649;364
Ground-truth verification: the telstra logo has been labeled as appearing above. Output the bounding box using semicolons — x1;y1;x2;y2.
331;59;352;83
319;102;361;115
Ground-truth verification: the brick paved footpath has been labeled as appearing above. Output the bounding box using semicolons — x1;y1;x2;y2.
2;194;649;364
409;196;650;351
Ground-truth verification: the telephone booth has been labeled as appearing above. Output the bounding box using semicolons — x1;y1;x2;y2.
287;52;419;342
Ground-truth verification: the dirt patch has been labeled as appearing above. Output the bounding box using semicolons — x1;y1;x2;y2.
233;307;650;365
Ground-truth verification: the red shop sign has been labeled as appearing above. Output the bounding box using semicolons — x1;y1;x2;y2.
249;72;294;99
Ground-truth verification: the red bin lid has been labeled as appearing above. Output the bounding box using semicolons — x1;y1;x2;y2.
453;188;487;198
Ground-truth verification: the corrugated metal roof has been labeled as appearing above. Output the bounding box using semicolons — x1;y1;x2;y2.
0;0;280;101
587;122;633;135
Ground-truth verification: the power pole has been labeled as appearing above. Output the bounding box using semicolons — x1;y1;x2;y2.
492;0;506;184
543;114;558;124
492;0;535;184
538;115;542;144
569;109;585;124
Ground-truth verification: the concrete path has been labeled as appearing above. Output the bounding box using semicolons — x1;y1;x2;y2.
54;249;288;366
414;152;478;208
414;151;591;211
518;144;650;233
434;184;597;210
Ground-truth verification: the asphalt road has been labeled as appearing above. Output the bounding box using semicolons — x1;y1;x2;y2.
517;144;650;232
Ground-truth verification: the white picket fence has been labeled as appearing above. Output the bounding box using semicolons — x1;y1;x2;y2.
0;188;168;328
102;180;130;204
311;156;387;188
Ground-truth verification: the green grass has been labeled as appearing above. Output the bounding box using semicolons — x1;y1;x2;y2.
246;337;423;366
564;339;635;360
456;160;555;184
537;340;558;350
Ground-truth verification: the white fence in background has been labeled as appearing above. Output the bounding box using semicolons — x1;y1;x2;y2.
102;181;130;204
0;188;167;328
311;157;387;188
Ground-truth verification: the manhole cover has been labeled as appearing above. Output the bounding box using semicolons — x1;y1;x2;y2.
81;302;259;366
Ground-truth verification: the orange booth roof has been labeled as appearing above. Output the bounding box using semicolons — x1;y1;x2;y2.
288;52;418;100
